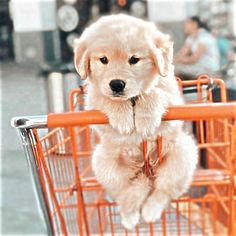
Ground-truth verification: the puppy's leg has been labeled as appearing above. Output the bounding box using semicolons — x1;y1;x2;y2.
87;89;135;134
119;174;151;229
135;89;167;137
142;132;198;222
103;100;135;135
92;143;151;229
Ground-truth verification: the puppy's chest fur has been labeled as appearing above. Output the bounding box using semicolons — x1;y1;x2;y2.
119;141;162;164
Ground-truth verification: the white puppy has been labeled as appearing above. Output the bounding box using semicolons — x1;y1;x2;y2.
74;14;198;229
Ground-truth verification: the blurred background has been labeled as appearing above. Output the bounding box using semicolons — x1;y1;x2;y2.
1;0;236;234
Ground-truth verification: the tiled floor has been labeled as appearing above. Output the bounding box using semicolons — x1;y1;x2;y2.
1;62;47;235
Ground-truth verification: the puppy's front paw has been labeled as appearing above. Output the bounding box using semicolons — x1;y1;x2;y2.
141;198;164;223
107;103;134;134
134;91;166;137
109;114;134;134
135;115;161;138
121;211;140;230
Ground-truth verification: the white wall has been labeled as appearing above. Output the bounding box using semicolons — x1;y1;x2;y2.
10;0;57;32
147;0;199;23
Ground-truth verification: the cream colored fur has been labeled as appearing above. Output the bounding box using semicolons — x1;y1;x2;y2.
74;14;198;229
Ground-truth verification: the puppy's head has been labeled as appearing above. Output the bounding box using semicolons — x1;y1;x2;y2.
74;14;173;100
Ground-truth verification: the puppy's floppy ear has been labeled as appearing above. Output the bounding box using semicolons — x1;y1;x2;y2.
151;32;174;77
74;39;90;80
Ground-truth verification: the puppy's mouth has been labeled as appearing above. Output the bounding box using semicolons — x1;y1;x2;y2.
109;91;127;100
109;93;140;104
112;91;124;97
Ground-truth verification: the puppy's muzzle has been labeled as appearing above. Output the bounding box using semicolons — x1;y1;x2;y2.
109;79;126;95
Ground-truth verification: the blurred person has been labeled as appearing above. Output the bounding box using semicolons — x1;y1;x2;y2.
174;16;220;80
217;36;230;67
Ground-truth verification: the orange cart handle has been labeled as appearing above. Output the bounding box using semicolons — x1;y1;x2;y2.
47;102;236;128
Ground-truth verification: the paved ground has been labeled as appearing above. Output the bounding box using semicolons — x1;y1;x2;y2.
1;61;47;235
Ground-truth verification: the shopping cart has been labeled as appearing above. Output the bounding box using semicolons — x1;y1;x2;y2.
11;77;236;236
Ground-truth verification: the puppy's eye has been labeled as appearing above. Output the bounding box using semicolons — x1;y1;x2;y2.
100;56;109;64
129;56;140;65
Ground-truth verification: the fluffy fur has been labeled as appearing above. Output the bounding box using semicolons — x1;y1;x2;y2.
74;14;198;229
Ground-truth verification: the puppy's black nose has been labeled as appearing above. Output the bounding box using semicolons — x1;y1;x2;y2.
109;80;126;93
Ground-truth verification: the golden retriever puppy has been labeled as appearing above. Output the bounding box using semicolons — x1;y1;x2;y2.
74;14;198;229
